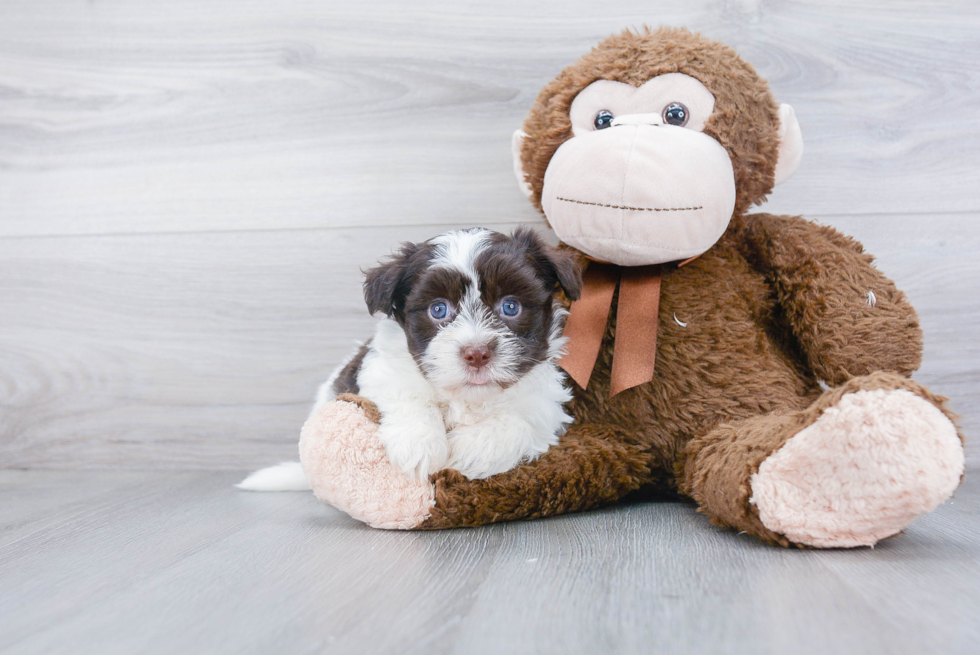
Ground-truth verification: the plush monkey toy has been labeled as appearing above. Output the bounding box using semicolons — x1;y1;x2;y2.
299;27;965;547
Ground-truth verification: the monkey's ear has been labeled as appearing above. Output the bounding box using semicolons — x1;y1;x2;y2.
512;130;533;198
362;242;423;319
513;226;583;301
773;104;804;185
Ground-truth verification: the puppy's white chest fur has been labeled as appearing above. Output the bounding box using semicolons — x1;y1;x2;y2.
357;319;572;480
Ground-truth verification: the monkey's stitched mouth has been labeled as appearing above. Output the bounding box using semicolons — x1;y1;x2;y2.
556;197;703;212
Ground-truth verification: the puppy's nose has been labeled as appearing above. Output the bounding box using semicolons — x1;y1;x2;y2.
462;344;492;369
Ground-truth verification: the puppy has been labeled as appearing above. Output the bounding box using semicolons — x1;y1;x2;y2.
319;226;583;480
237;226;581;490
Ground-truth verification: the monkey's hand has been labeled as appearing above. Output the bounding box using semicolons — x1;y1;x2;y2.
299;394;436;529
742;213;922;385
299;397;653;530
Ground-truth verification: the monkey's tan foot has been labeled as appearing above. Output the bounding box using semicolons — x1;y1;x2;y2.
750;388;964;548
299;396;434;530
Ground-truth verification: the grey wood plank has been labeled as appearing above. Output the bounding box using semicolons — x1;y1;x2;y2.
0;215;976;469
0;469;166;548
0;470;977;654
0;222;528;470
0;0;978;238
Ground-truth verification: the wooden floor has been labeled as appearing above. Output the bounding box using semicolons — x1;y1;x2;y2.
2;1;979;653
1;469;978;655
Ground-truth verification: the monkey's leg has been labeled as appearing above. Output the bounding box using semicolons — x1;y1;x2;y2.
678;372;964;548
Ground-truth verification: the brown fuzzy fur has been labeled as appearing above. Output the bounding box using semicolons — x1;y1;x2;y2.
676;371;962;547
336;28;962;545
335;393;382;424
418;213;949;535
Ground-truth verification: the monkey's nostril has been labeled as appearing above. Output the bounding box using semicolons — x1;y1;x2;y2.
462;345;492;368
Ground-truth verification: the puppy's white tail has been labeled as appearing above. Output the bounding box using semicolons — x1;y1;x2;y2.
236;462;310;491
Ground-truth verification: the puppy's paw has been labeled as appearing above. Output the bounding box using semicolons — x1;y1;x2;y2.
379;422;449;481
446;424;522;480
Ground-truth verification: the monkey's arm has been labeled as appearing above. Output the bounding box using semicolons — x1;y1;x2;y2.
300;395;654;529
741;212;922;385
420;423;655;528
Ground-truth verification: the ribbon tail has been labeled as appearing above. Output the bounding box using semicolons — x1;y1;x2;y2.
609;265;661;397
558;264;618;390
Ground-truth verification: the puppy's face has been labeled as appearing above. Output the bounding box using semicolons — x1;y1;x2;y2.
364;227;582;397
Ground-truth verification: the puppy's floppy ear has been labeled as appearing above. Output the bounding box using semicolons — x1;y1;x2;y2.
363;241;425;319
543;245;583;301
513;226;584;301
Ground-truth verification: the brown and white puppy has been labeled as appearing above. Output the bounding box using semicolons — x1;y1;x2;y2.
324;226;582;480
342;226;582;480
239;226;582;488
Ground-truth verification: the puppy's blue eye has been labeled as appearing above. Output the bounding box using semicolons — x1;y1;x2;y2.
429;301;449;320
500;298;521;317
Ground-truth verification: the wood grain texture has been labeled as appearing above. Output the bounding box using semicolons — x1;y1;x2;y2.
0;0;978;237
0;469;978;654
0;0;977;470
0;223;526;469
0;214;976;469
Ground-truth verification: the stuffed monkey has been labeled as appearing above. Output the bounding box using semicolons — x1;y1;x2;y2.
298;27;964;547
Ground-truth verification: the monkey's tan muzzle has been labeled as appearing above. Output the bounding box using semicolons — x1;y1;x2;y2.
541;124;737;266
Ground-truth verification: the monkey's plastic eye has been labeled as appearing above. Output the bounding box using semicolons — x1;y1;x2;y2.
662;103;689;127
593;110;614;130
499;297;522;317
429;301;450;320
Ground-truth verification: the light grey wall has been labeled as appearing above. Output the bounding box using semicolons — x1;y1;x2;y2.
1;0;977;469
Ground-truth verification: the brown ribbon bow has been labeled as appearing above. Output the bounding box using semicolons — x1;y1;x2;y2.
559;257;697;397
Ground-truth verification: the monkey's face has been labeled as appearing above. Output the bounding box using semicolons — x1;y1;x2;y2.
541;73;736;266
513;28;803;268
